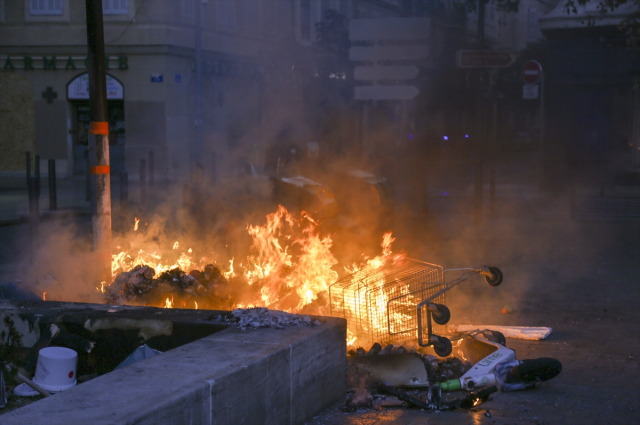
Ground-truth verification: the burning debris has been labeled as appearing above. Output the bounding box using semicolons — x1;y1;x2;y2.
104;264;233;310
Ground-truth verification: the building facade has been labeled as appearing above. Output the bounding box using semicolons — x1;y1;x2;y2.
0;0;302;181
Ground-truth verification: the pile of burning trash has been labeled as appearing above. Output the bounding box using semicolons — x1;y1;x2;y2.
104;264;233;310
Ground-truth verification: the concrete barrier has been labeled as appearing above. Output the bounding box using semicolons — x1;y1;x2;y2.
1;317;346;425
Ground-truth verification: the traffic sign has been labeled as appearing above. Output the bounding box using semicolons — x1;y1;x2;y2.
354;65;419;81
354;85;420;100
522;60;542;85
456;50;515;68
523;84;539;99
349;18;430;41
349;45;429;62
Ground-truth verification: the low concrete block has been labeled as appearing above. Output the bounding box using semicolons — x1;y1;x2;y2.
0;316;346;425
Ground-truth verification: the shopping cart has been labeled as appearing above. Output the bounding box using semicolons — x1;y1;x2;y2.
328;259;503;356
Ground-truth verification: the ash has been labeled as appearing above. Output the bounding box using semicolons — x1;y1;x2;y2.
229;307;321;330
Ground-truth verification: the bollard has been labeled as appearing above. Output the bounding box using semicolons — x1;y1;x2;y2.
474;160;483;224
140;158;147;206
120;171;129;213
148;151;155;185
489;169;496;216
48;159;57;211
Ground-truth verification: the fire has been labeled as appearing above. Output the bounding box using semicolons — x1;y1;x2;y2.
134;217;140;231
473;398;481;406
42;292;46;301
107;204;403;339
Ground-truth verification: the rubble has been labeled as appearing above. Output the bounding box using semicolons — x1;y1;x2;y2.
227;307;320;330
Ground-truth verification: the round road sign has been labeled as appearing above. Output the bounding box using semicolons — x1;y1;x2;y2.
522;60;542;85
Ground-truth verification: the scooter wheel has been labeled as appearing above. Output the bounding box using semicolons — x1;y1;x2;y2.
513;358;563;384
433;336;452;357
432;304;451;325
484;267;503;286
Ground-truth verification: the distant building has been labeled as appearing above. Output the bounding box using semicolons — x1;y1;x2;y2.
540;2;640;186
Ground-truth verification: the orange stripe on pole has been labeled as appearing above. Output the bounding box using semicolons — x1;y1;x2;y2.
89;121;109;135
91;165;110;174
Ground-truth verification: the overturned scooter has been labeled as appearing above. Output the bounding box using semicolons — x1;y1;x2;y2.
439;330;562;393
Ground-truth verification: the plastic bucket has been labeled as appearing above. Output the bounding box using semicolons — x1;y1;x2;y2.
32;347;77;392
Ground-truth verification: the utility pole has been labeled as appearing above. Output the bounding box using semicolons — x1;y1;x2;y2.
85;0;112;274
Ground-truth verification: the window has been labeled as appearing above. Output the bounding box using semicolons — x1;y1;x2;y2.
216;0;236;27
103;0;128;15
30;0;63;16
300;0;311;40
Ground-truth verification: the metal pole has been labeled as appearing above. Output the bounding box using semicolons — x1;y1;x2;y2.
539;73;545;189
85;0;112;269
194;0;203;173
34;155;40;197
48;159;57;211
477;0;485;48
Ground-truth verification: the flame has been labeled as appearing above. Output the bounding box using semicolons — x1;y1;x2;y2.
242;205;338;311
108;204;408;347
42;292;46;301
95;281;106;294
134;217;140;231
223;258;236;279
473;398;481;406
458;349;468;362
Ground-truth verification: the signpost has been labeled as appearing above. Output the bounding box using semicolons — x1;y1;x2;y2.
354;85;420;101
456;50;515;68
522;60;542;85
349;17;429;101
354;65;419;81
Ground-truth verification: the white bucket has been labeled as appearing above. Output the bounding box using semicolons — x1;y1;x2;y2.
32;347;78;392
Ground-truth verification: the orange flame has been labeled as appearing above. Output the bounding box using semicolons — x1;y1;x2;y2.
42;292;46;301
134;217;140;231
164;296;174;309
195;301;198;310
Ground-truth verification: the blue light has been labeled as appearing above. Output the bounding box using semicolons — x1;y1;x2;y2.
443;192;448;196
443;136;448;141
408;134;414;140
465;134;469;138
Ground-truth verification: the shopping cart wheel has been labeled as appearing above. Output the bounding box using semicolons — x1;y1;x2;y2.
484;267;503;286
432;304;451;325
433;336;452;357
484;330;507;346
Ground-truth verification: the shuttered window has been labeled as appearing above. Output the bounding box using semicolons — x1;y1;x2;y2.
29;0;63;16
103;0;128;15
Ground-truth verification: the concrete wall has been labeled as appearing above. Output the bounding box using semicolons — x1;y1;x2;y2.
0;317;346;425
